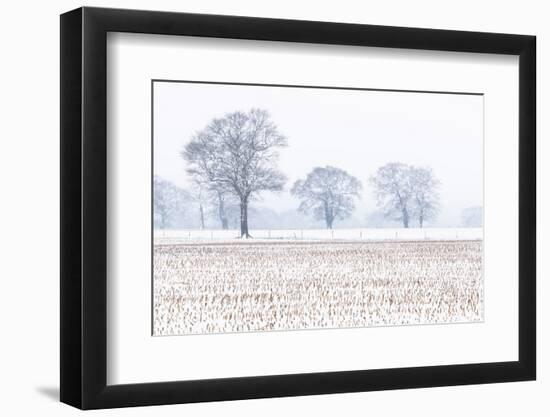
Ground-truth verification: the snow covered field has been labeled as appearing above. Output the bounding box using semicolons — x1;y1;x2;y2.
153;239;483;336
154;227;482;245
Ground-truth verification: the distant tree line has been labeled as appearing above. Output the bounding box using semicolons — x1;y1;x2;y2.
153;108;482;235
461;206;483;227
153;176;189;230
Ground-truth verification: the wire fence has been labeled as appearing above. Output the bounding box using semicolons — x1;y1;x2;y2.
154;227;482;244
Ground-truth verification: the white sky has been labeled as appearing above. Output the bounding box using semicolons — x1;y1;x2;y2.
153;81;483;226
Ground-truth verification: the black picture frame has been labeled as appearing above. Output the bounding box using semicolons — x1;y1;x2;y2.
60;6;536;410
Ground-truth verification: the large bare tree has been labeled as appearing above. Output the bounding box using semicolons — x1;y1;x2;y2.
410;167;440;228
369;162;414;228
182;109;287;237
291;166;362;229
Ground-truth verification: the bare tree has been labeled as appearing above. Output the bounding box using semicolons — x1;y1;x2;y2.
461;206;483;227
153;176;189;229
369;163;413;228
370;163;441;228
291;166;362;229
410;167;440;228
189;180;208;230
182;109;287;237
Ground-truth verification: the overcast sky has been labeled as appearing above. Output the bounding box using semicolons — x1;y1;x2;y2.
153;81;483;227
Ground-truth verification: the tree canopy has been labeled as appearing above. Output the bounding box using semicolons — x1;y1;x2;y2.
291;166;362;229
182;109;287;237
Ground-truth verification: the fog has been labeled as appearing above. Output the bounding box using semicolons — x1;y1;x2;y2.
153;81;483;228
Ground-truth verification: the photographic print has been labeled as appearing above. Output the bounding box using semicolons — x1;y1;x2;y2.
152;80;484;336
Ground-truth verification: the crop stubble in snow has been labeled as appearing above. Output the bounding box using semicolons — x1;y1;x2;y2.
153;240;483;335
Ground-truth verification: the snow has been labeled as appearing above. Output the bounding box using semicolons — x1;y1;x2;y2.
153;240;483;336
154;227;482;245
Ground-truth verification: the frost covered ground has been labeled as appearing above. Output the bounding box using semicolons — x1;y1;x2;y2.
153;237;483;336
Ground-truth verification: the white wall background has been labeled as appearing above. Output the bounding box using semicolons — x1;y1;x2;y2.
0;0;544;415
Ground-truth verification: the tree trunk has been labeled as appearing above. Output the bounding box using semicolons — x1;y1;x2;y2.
199;203;205;229
324;202;333;229
402;207;409;228
217;193;228;230
240;198;251;238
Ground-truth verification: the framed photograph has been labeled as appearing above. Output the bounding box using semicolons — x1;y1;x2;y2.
60;7;536;409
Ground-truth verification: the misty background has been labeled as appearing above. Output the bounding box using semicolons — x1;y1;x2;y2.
153;81;483;230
